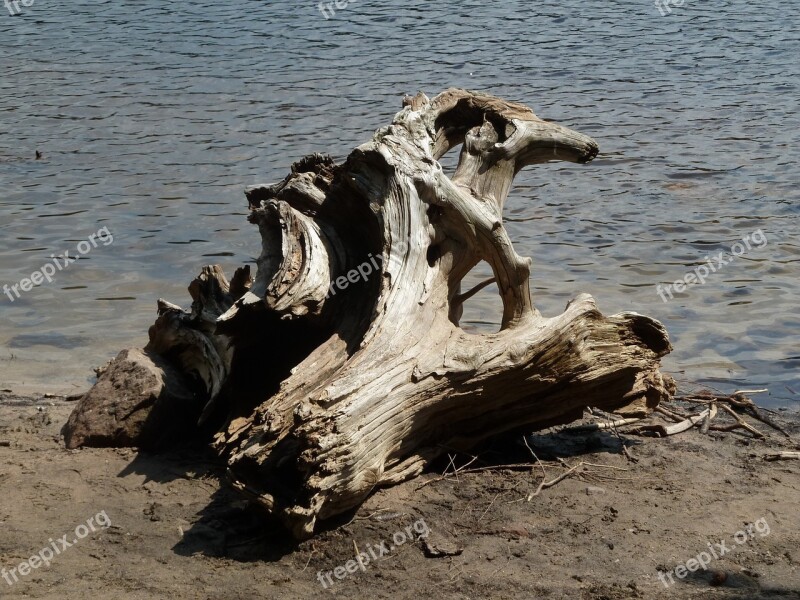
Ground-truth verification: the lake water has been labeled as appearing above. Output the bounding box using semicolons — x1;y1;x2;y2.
1;0;798;408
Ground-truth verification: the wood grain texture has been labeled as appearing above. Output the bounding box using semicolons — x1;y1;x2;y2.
63;89;674;539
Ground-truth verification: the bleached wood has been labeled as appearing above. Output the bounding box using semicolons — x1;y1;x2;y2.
211;89;673;538
64;89;674;539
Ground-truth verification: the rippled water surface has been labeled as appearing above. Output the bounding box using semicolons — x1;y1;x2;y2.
1;0;798;407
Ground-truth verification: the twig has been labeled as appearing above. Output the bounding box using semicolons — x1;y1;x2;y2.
584;473;644;482
718;404;764;439
742;405;790;438
679;397;717;405
526;462;583;501
561;418;642;433
416;461;533;490
581;462;629;471
621;444;637;462
478;493;502;521
445;454;460;484
728;392;790;437
355;510;405;522
301;544;317;572
764;451;800;462
655;405;690;422
587;407;628;421
522;436;548;496
709;423;743;433
600;415;639;463
700;402;717;435
523;438;549;499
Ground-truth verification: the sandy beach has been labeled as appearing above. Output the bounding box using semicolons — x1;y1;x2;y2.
1;391;797;599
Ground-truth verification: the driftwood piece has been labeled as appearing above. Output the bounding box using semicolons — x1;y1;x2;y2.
63;265;251;449
700;402;717;434
561;418;644;433
628;408;711;437
63;89;674;538
764;452;800;461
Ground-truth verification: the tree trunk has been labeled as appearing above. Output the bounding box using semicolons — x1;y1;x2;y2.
63;89;674;539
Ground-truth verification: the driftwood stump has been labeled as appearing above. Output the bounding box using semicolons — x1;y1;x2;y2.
63;89;674;539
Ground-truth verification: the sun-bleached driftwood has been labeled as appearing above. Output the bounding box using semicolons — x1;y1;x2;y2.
63;89;674;539
628;408;712;437
764;452;800;461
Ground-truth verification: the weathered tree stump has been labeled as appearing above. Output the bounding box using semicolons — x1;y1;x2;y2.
63;89;674;539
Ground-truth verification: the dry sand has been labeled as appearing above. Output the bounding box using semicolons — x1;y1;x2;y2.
1;392;798;600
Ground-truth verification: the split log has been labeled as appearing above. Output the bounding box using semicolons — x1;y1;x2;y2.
63;89;674;538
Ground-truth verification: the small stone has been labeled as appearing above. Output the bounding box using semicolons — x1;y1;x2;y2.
586;486;606;495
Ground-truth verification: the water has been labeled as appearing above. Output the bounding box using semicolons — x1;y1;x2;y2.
1;0;798;407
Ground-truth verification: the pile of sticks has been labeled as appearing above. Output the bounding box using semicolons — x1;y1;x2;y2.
563;388;798;462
